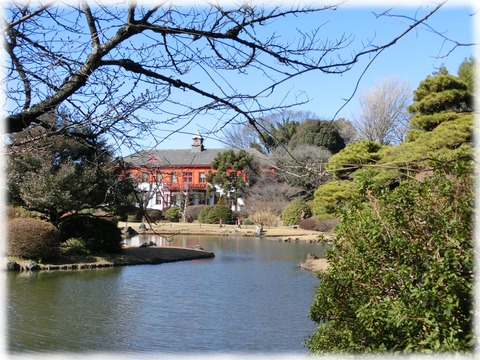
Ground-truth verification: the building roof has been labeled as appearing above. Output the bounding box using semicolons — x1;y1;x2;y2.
123;147;270;168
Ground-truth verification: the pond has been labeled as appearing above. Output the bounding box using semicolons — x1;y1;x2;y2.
6;235;327;356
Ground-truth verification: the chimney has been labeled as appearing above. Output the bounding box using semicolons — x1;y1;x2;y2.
191;131;204;152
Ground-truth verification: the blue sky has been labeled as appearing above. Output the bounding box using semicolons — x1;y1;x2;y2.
122;1;475;155
2;0;474;155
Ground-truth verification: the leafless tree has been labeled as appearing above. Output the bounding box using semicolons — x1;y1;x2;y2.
3;1;453;150
353;77;412;145
272;144;332;199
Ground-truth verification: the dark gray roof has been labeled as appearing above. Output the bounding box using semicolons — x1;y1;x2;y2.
123;147;270;167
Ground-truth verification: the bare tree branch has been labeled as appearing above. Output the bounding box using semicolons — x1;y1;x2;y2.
3;1;471;149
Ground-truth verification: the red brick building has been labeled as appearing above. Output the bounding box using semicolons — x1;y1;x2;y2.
122;133;266;211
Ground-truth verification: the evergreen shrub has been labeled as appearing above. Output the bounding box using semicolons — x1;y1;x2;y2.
8;217;60;261
58;215;123;253
197;205;214;223
59;238;90;255
282;201;311;226
205;205;233;224
307;162;474;353
163;207;182;222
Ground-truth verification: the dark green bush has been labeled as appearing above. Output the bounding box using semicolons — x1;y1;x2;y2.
197;205;214;223
59;238;90;255
126;214;137;222
307;162;474;353
282;201;312;226
58;215;123;253
197;205;234;224
203;205;233;224
163;207;182;222
8;217;60;261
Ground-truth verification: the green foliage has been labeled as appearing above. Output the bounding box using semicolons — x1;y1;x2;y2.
8;217;60;261
243;218;254;225
380;114;473;172
58;215;123;253
59;238;90;256
408;74;471;129
288;119;346;154
7;205;44;220
306;162;474;353
197;205;214;223
207;149;259;201
282;201;311;226
163;207;182;222
326;140;384;179
457;56;476;94
197;204;233;224
7;117;135;224
309;180;358;218
407;111;463;134
260;117;299;149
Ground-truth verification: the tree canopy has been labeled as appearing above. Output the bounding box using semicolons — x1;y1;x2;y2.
206;149;259;207
287;119;346;154
6;114;134;223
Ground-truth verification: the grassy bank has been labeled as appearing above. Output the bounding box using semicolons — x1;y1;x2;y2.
120;220;328;242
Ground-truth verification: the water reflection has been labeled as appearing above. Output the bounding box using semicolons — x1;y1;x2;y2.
8;235;325;354
124;234;172;247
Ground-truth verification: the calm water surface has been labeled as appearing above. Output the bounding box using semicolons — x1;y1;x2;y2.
7;235;326;355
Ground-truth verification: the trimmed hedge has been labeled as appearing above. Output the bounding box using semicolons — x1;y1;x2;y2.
163;207;182;222
198;205;214;223
8;217;60;261
205;205;233;224
198;205;233;224
58;215;123;253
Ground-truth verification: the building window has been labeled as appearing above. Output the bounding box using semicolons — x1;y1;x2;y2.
183;172;193;184
199;172;206;183
141;172;148;182
156;173;162;183
155;192;162;205
171;172;177;183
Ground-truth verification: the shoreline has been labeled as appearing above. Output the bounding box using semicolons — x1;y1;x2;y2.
4;246;215;272
120;221;329;242
4;222;331;272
